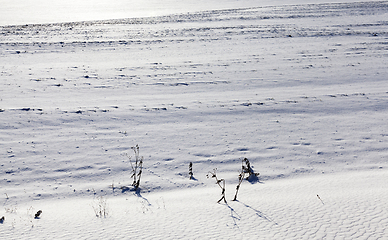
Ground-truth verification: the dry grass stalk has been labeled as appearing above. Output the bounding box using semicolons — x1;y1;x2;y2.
207;169;227;203
93;196;108;218
189;162;193;180
233;158;260;201
242;158;259;180
233;170;245;201
127;144;144;190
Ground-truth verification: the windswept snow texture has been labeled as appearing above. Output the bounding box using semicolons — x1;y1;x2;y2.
1;170;388;239
0;1;388;239
0;0;380;26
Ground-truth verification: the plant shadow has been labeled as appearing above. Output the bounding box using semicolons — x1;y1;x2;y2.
246;174;263;184
190;176;198;181
134;188;151;206
220;202;241;229
236;200;278;225
120;186;132;193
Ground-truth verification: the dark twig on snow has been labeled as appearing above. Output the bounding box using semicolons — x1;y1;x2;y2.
34;210;42;219
233;170;245;201
233;158;260;201
207;169;227;203
189;162;193;180
242;158;259;181
126;145;144;190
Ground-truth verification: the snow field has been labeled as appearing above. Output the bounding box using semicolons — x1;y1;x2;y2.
1;170;387;239
1;1;388;239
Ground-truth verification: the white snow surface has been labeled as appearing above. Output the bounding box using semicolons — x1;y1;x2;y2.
1;0;388;239
0;0;382;26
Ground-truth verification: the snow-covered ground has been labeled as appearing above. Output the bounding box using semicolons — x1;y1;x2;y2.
1;0;387;239
0;0;378;26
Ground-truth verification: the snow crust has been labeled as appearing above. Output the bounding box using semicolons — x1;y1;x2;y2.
1;0;387;239
0;0;382;26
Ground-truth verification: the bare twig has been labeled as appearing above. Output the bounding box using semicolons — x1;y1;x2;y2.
242;158;259;180
127;145;144;190
189;162;193;180
233;170;246;201
207;169;227;203
233;158;260;201
317;194;324;205
34;210;42;219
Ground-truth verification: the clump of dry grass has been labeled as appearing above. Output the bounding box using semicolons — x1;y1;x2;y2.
126;144;144;190
93;196;108;218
